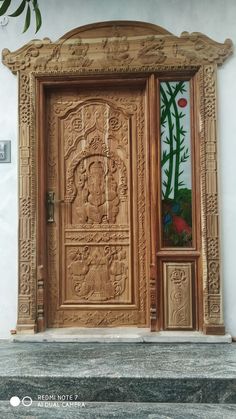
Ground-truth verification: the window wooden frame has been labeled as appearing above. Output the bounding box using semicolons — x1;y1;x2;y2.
2;21;233;334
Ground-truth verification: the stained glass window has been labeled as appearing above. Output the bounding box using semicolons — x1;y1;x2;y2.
160;81;192;247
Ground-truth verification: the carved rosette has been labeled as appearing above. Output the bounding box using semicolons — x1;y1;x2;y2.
2;21;232;334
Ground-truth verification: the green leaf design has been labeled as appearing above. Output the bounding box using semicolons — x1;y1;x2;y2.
23;3;31;33
35;5;42;33
179;85;187;94
0;0;11;16
9;0;26;17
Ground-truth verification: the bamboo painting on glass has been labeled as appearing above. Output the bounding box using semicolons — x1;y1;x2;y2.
160;81;192;247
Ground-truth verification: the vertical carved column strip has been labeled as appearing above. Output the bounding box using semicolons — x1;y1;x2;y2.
17;72;37;333
30;72;37;325
199;66;208;331
203;64;225;334
37;265;45;331
137;97;147;325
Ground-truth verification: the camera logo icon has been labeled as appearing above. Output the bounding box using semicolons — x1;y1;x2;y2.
10;396;33;407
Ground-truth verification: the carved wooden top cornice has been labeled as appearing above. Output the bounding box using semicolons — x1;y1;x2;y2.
2;20;233;74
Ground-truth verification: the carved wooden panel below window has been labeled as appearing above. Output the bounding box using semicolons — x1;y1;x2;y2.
163;262;194;329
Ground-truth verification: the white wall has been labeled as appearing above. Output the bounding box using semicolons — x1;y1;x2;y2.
0;0;236;338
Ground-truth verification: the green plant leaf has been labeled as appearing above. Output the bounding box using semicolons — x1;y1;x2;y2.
23;3;31;33
34;3;42;32
0;0;11;16
9;0;26;17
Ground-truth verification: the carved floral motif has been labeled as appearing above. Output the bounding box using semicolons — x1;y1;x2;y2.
19;74;30;125
65;231;129;243
165;264;193;329
175;33;233;65
20;263;30;295
208;261;220;294
62;310;138;327
2;41;43;74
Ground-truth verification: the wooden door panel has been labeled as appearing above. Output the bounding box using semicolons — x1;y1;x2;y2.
46;84;148;328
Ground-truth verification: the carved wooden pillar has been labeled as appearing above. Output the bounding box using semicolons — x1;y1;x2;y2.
18;73;37;333
202;65;224;334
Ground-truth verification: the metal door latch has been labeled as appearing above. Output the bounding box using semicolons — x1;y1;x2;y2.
46;192;64;223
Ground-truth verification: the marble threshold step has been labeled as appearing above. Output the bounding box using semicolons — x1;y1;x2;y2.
11;327;232;343
0;342;236;404
1;401;236;419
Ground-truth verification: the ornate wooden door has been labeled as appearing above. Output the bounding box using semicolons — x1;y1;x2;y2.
46;81;149;328
3;21;229;335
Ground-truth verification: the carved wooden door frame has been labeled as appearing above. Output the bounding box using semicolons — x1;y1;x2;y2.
2;21;232;334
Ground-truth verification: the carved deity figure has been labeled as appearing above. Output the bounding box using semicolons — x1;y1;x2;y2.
109;248;128;296
103;36;131;63
73;159;120;224
68;246;128;302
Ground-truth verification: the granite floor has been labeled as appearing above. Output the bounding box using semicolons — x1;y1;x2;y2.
0;342;236;417
1;341;236;379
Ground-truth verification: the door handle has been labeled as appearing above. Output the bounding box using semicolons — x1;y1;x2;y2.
46;191;64;223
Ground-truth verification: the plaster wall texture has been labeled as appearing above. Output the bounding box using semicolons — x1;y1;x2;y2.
0;0;235;338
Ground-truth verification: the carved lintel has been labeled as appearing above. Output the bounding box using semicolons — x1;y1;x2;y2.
2;22;233;75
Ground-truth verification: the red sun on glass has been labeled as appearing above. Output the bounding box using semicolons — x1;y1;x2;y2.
178;98;188;108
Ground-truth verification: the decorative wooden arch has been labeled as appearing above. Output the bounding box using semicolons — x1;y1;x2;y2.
2;21;233;334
